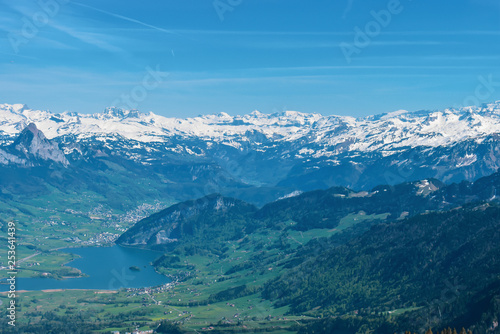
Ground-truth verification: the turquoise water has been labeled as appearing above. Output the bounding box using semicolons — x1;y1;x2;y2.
1;245;170;291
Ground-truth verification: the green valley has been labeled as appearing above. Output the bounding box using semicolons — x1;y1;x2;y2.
3;172;500;333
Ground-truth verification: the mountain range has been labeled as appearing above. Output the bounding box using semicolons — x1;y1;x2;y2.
2;101;500;333
117;168;500;249
2;101;500;202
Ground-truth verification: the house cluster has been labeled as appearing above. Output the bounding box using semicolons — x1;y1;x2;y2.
63;236;82;243
125;282;175;296
26;262;40;267
111;330;153;334
114;201;169;228
81;232;120;245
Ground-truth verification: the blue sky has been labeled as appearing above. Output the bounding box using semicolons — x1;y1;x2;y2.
1;0;500;117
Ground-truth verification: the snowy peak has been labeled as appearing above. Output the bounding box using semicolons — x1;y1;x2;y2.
14;122;45;146
2;102;500;193
9;123;68;166
1;102;500;156
97;107;143;120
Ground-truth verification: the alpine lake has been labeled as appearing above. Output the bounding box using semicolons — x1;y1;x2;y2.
0;245;170;292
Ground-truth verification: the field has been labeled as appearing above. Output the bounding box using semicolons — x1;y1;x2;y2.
0;211;390;333
0;192;174;279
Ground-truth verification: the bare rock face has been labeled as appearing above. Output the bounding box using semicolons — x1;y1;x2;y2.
0;148;25;165
10;123;68;166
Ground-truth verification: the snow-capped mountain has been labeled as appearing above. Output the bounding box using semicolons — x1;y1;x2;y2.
1;101;500;203
12;123;68;165
1;101;500;154
0;103;324;144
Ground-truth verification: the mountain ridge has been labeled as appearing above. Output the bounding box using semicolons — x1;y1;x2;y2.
117;169;500;247
2;101;500;152
116;170;500;333
117;193;259;254
3;101;500;205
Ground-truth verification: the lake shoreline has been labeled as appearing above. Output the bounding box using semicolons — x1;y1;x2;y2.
0;288;119;294
0;245;172;292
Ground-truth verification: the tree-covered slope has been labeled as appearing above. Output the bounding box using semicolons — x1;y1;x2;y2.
117;194;260;254
114;171;500;333
118;170;500;251
262;203;500;331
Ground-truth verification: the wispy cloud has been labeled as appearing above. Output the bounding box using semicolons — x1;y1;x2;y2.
0;17;22;34
161;73;470;87
342;0;355;19
0;51;38;60
225;40;447;49
146;29;500;37
50;23;124;53
381;30;500;36
1;1;123;53
231;65;496;74
172;30;353;36
370;41;445;46
421;55;500;61
71;2;180;36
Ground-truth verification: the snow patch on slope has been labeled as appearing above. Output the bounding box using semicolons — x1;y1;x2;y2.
1;101;500;159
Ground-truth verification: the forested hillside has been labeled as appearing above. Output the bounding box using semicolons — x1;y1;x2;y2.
114;172;500;333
